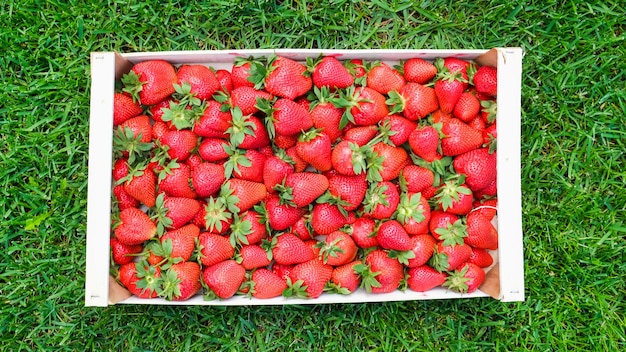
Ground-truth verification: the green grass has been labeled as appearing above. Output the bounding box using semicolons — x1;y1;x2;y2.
1;0;625;350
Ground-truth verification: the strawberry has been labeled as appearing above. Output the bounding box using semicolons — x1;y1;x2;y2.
310;56;354;89
340;86;388;127
236;244;271;270
291;214;313;241
407;265;446;292
311;202;355;235
120;114;153;143
296;129;332;172
364;250;404;293
429;242;473;272
113;92;143;126
278;172;329;208
346;59;367;83
474;178;497;199
468;115;486;133
407;234;437;268
249;268;287;299
220;179;267;213
465;211;499;250
260;55;312;100
329;260;363;294
387;83;438;121
203;260;246;299
122;60;177;106
452;91;480;122
285;146;309;172
472;198;498;220
176;64;220;101
231;57;259;89
434;58;467;113
258;97;313;139
362;181;400;220
198;232;235;267
395;192;430;235
158;162;197;199
473;65;497;97
317;231;358;266
285;259;333;299
270;233;316;266
350;216;379;249
193;100;232;138
366;62;405;95
443;262;485;293
225;147;266;183
198;138;229;162
467;248;494;268
330;140;366;176
274;133;299;149
148;99;172;123
160;129;198;162
238;115;271;150
434;180;473;215
408;125;442;162
159;224;200;264
262;152;295;191
113;158;130;182
428;210;460;241
191;162;225;198
482;121;497;151
343;125;378;146
379;115;417;146
223;86;272;116
152;121;170;142
327;173;368;211
110;238;143;265
310;101;345;144
372;142;408;181
376;219;413;251
272;263;295;281
440;118;484;156
403;58;437;84
400;165;434;194
480;100;497;124
215;69;233;93
118;261;161;298
113;184;140;210
232;210;268;246
453;148;497;192
158;261;202;301
114;207;157;246
152;194;201;232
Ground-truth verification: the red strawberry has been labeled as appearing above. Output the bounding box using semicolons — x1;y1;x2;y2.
279;172;329;208
473;65;497;97
193;100;232;138
330;140;367;176
198;138;229;162
343;125;378;146
285;146;309;172
238;115;271;150
403;58;437;84
468;115;486;133
430;242;473;272
329;260;363;294
118;261;161;298
474;178;497;199
327;173;368;211
220;179;267;213
428;210;460;241
161;261;202;301
121;164;157;208
153;194;201;231
191;162;225;198
407;234;437;268
311;56;354;89
444;262;485;293
468;248;494;268
480;99;497;124
372;142;408;181
262;55;312;100
231;210;267;246
387;83;438;121
291;214;313;241
160;224;200;263
309;86;345;142
260;97;314;138
434;180;473;215
270;233;316;266
376;219;413;251
152;121;170;144
286;259;333;299
400;165;434;194
342;87;389;126
296;129;332;172
465;211;498;250
198;232;235;267
434;58;467;113
113;158;130;182
237;244;271;270
160;130;198;162
311;202;355;235
346;59;367;82
113;184;140;210
227;86;272;116
177;64;220;101
122;60;177;106
453;91;480;122
272;263;294;281
483;121;497;150
114;208;157;246
366;62;405;95
440;118;483;156
317;231;358;266
362;181;400;220
274;133;299;149
226;148;266;183
408;125;442;162
113;93;143;126
203;260;246;299
215;69;233;93
364;250;404;293
472;198;498;220
249;268;287;299
110;238;143;265
350;217;379;249
407;265;447;292
263;153;295;192
395;192;430;235
158;162;197;199
148;99;172;123
231;57;258;89
453;148;497;192
120;114;153;143
380;115;417;146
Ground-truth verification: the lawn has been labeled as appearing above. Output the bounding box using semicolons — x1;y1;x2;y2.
1;0;625;350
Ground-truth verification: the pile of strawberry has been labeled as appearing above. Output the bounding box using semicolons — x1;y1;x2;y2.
110;53;499;301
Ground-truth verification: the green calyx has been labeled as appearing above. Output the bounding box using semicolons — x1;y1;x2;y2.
226;106;256;148
394;192;426;225
113;126;153;166
434;219;468;247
